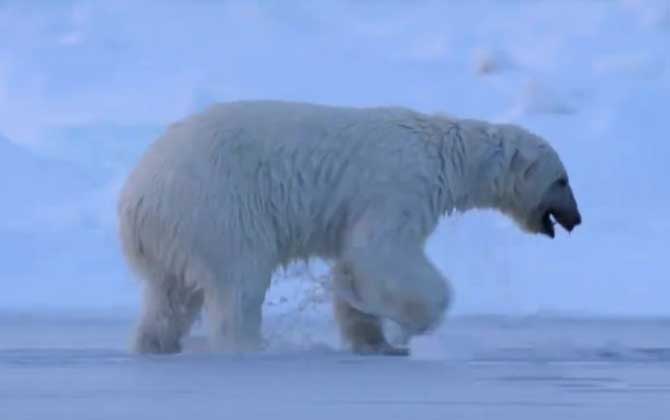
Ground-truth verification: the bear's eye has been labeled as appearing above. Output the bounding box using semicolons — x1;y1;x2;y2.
557;178;568;187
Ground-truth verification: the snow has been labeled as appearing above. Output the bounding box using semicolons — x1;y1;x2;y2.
1;1;669;417
1;0;668;316
0;0;670;316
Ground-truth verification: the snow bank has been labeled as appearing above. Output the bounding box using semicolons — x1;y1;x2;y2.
0;0;667;318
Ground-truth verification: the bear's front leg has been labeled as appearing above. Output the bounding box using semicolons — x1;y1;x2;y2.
340;206;451;347
332;263;409;356
333;295;410;356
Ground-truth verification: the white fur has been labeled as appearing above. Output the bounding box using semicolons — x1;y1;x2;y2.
118;100;569;354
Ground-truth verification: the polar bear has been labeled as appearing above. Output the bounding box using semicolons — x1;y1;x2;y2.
117;100;581;355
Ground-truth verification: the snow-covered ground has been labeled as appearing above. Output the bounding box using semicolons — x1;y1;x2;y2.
1;0;669;417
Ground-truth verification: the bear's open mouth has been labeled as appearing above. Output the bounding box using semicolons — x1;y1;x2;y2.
541;210;556;238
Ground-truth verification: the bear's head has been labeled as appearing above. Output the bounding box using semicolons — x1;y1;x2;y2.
497;126;582;238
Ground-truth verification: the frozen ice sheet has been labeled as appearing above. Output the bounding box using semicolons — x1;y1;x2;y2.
2;314;669;420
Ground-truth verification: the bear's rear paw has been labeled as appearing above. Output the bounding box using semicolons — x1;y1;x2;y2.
134;332;182;354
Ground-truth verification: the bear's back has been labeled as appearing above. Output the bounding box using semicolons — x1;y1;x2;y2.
119;100;441;261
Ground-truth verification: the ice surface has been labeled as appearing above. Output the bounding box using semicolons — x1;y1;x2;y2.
2;314;670;420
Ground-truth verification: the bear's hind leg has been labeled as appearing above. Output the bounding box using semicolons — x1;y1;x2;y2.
134;272;204;354
202;262;272;353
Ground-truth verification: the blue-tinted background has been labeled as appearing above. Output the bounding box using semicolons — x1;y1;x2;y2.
1;0;668;316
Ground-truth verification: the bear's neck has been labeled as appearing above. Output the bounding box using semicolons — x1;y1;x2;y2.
431;117;513;216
